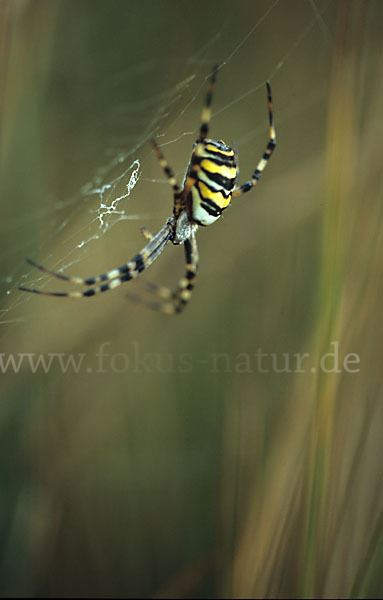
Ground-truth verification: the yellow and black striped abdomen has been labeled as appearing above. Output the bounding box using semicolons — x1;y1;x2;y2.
191;140;237;226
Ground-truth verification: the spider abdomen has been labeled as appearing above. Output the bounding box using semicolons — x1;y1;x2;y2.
191;140;237;226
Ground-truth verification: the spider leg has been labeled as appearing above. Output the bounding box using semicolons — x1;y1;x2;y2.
151;138;181;194
19;223;172;298
127;231;199;315
151;138;185;220
232;81;276;198
180;64;220;203
198;64;218;143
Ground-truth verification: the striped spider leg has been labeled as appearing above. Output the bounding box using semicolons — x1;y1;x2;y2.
232;81;276;198
127;228;199;315
19;223;173;298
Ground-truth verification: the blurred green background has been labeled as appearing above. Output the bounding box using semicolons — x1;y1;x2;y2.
0;0;382;597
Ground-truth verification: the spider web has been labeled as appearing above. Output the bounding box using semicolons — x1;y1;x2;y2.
0;0;334;328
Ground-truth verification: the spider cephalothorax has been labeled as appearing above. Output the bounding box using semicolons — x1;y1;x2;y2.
20;65;276;314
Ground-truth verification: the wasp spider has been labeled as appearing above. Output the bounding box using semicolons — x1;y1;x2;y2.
19;65;276;314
